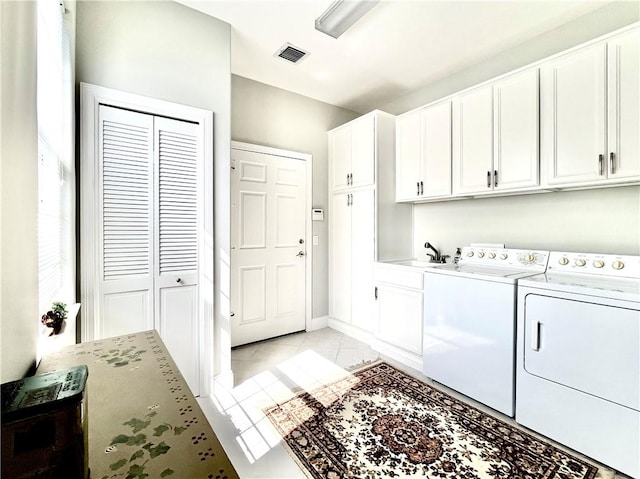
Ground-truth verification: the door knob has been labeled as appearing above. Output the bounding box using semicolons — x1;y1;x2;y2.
296;251;306;257
299;239;304;244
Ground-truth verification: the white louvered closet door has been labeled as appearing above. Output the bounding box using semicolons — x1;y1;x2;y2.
99;106;154;339
97;106;201;395
154;117;200;395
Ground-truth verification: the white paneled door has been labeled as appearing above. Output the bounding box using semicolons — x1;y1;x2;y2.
97;105;201;395
231;147;307;347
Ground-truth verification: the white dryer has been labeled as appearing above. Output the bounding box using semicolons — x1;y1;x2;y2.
516;251;640;478
423;246;549;417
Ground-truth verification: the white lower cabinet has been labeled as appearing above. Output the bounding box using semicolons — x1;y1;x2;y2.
372;263;424;371
329;189;376;331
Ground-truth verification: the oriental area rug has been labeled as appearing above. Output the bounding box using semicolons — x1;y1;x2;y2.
265;361;602;479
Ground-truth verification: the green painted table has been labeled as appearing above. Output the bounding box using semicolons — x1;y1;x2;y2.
38;330;238;479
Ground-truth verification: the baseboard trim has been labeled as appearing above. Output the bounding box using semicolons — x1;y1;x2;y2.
371;339;422;372
327;318;373;344
307;315;329;331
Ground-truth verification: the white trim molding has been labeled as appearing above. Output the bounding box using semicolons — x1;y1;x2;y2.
80;82;214;397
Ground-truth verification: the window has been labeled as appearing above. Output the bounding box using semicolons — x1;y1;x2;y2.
37;0;75;314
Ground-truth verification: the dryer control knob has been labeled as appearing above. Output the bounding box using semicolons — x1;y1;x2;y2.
466;251;474;257
525;253;536;263
500;253;508;260
558;257;569;265
593;260;605;268
575;259;587;267
612;260;625;270
477;251;485;258
488;252;496;259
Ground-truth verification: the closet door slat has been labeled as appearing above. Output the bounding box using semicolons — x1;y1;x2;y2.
157;123;199;275
100;113;153;280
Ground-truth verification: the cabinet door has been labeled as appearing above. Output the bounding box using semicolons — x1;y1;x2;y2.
396;111;422;201
453;84;494;194
351;115;375;188
608;29;640;180
377;284;423;354
329;125;351;191
422;101;452;197
543;43;607;185
350;189;375;332
493;69;539;191
329;192;351;323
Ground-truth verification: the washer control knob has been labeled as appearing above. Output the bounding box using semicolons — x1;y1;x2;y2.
612;260;625;270
575;259;587;267
525;253;536;264
500;253;508;260
593;260;605;269
558;257;569;266
466;251;474;257
488;252;496;259
477;251;485;258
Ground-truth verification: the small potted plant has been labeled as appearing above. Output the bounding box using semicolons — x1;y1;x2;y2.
41;301;67;335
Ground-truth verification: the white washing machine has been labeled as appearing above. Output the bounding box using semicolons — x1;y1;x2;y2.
423;246;549;417
516;251;640;478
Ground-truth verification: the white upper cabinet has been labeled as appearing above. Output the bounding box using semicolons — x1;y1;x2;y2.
330;125;352;190
396;111;422;201
329;114;375;191
396;100;452;201
542;28;639;186
453;69;539;195
453;84;495;195
607;29;639;180
493;68;540;190
542;43;607;185
351;114;376;188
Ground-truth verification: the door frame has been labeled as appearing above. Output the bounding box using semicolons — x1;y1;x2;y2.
230;141;313;334
80;83;214;396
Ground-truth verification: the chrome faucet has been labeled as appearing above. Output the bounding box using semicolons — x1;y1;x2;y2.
424;242;449;263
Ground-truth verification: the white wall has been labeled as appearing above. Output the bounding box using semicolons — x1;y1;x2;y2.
76;0;232;378
377;2;640;261
413;187;640;261
231;75;359;318
0;0;40;382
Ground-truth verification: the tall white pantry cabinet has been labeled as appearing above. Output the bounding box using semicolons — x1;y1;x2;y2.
328;111;413;338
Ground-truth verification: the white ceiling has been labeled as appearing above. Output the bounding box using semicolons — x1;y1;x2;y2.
178;0;611;113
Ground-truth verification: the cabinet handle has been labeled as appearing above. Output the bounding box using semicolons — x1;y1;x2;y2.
416;181;420;196
420;181;424;195
349;173;353;185
374;286;378;300
487;171;491;188
599;154;604;176
610;152;616;175
494;170;498;188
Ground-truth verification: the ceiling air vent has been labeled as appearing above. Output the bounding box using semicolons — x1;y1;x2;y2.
274;43;309;64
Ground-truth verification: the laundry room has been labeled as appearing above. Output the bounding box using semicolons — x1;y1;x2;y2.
2;1;639;479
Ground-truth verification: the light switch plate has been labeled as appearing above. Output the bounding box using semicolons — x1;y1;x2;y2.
312;235;319;246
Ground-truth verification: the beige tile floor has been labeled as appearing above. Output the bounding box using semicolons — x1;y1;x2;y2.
199;327;631;479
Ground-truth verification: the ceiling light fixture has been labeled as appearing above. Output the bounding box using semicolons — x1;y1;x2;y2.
314;0;380;39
